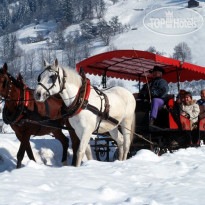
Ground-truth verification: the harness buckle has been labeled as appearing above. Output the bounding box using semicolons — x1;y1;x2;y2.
82;99;89;109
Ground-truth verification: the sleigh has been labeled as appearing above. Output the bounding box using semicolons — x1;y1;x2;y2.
75;50;205;160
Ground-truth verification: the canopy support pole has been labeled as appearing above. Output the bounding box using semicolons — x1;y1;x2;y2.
138;75;141;91
102;68;108;88
177;62;183;92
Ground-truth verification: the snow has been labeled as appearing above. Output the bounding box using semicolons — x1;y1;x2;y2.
1;0;205;204
1;132;205;204
10;0;205;67
92;0;205;67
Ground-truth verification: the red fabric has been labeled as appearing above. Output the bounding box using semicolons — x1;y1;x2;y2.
76;50;205;83
180;115;191;130
168;98;179;129
24;86;29;107
16;85;30;122
199;118;205;131
17;85;29;108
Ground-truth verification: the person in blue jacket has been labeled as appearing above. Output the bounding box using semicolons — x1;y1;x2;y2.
139;65;169;124
197;90;205;106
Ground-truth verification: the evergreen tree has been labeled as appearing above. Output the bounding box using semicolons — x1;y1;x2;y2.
60;0;73;25
81;0;94;20
0;6;10;30
80;20;95;40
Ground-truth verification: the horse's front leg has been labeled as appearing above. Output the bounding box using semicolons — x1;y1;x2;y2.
16;134;36;168
76;130;93;167
69;128;93;166
52;130;69;165
69;129;80;166
16;142;26;168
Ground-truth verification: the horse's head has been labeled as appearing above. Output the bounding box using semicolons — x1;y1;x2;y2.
0;63;9;96
34;59;65;102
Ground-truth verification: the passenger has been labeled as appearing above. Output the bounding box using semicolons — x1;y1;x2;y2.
180;91;200;129
176;89;186;104
197;89;205;106
196;89;205;119
138;65;169;124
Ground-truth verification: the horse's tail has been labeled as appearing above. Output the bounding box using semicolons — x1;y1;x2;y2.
130;112;136;144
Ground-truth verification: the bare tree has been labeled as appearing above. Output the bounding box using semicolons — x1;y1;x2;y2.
146;46;164;55
173;42;192;62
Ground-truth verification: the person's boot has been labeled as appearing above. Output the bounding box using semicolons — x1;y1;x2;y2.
150;118;155;125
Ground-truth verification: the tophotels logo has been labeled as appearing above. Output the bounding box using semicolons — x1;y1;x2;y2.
143;6;204;36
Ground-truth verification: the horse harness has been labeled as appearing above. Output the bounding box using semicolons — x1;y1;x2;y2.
37;66;66;97
2;73;51;126
2;73;30;124
61;70;119;126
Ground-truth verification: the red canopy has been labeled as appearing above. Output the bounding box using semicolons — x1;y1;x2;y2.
76;50;205;83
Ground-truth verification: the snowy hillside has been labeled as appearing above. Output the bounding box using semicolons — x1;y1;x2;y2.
8;0;205;67
98;0;205;66
4;0;204;94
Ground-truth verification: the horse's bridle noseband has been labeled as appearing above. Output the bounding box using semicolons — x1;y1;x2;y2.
37;66;66;97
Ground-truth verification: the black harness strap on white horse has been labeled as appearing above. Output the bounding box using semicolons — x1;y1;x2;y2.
83;86;119;126
37;67;66;97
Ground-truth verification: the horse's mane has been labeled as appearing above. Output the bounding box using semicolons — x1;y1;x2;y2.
0;68;24;89
60;66;82;87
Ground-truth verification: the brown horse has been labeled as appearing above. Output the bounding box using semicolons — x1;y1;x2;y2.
0;63;80;168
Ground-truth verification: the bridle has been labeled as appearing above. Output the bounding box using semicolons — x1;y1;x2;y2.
0;72;11;99
37;66;66;97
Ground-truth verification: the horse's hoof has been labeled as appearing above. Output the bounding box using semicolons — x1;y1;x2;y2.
62;161;68;166
16;164;21;169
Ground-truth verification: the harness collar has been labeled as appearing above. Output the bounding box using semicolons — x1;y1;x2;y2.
61;71;91;118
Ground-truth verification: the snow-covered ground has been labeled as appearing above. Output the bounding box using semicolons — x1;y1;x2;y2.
1;0;205;204
1;132;205;205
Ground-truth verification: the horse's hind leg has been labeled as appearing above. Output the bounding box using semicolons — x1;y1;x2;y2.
26;142;36;162
85;144;93;160
52;130;69;165
109;128;124;161
121;117;134;160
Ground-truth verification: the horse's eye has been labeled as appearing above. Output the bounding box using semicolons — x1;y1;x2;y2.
50;75;57;83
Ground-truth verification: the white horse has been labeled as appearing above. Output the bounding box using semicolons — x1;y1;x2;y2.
34;59;136;167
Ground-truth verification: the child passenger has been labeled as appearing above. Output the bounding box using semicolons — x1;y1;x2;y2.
180;91;200;129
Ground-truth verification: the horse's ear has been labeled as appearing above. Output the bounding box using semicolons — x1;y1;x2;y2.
54;58;58;67
43;60;49;67
3;63;8;73
17;73;24;83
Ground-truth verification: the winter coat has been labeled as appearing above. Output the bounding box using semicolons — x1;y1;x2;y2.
197;99;205;106
180;100;200;124
139;77;169;100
